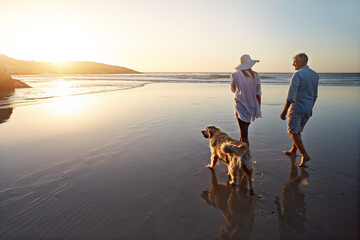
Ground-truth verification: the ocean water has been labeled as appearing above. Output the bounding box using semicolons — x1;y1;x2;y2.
1;72;359;107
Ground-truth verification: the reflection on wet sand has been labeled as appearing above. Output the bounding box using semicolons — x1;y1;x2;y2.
275;156;308;240
0;93;13;124
0;107;13;124
201;169;255;240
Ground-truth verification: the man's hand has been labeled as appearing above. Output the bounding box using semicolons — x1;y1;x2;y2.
281;101;291;120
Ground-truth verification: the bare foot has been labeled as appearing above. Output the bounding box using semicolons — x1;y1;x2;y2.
297;155;310;167
283;150;297;157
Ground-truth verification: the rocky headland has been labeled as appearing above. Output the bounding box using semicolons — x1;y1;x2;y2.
0;54;140;75
0;59;31;91
0;54;140;91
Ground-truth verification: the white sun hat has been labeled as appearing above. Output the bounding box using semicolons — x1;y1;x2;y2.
235;54;259;70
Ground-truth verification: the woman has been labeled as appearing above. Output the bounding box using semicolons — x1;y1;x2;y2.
230;54;262;146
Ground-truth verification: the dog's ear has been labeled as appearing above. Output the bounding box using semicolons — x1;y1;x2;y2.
204;125;218;139
208;129;213;138
207;128;214;138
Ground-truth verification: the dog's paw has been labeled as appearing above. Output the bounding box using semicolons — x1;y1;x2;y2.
229;180;235;185
206;164;213;169
249;189;255;195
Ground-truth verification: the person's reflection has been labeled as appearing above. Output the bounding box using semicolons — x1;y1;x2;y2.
201;169;255;240
0;93;13;124
275;156;308;240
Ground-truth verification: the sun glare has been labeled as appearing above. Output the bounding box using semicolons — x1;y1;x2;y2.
50;80;73;97
46;95;92;117
13;23;96;62
44;79;94;117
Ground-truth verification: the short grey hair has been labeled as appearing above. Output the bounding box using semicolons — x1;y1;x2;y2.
294;53;308;64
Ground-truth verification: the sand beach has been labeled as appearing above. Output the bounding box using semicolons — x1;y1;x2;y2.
1;0;360;238
0;82;359;239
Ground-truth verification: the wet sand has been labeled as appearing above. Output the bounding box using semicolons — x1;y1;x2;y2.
0;83;359;239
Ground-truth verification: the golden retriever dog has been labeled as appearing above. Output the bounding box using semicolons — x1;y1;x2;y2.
201;125;254;194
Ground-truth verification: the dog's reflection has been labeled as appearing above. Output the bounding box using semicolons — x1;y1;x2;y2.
201;169;254;240
275;156;308;240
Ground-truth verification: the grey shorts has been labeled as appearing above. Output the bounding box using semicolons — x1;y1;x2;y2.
287;112;311;134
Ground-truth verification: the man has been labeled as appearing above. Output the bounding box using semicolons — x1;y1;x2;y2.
280;53;319;167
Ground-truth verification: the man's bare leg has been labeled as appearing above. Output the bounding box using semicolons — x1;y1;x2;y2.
283;132;300;156
290;132;310;167
283;143;297;156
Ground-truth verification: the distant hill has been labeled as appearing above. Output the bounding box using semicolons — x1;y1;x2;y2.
0;55;140;75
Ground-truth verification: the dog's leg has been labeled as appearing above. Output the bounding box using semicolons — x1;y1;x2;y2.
238;168;246;187
244;167;254;195
228;161;238;185
206;153;218;168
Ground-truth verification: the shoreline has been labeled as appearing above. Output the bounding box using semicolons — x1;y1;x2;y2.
0;82;150;109
2;81;359;109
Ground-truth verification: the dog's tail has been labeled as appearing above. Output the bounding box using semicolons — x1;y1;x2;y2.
222;143;247;156
222;143;254;177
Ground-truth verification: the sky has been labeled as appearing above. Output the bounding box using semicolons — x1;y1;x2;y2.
0;0;359;72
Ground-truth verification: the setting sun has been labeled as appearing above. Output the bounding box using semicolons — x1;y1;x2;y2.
12;22;98;63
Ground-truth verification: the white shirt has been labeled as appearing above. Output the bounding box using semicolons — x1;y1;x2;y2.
230;70;262;122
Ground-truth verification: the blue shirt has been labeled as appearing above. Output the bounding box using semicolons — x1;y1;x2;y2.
287;65;319;114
